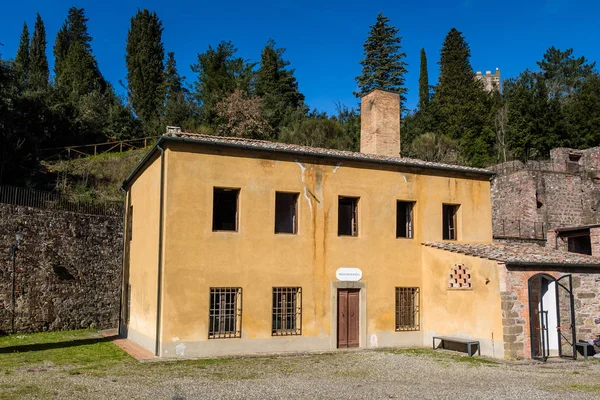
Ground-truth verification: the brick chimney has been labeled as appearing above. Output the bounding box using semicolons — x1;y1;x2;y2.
360;90;401;157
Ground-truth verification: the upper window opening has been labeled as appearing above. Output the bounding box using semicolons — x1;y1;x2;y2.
396;201;415;238
568;153;582;162
213;188;239;231
338;196;359;236
442;204;459;241
275;192;299;234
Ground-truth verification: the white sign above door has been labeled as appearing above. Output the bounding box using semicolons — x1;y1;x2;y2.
336;268;362;282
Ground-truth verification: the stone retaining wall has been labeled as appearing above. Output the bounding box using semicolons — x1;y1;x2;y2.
0;204;123;333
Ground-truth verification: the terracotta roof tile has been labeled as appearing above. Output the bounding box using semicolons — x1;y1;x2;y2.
422;242;600;266
165;132;493;176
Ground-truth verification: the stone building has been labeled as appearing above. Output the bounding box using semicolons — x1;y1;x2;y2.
475;68;501;92
120;89;600;361
491;147;600;255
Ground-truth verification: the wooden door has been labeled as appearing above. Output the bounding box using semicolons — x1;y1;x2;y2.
338;289;359;348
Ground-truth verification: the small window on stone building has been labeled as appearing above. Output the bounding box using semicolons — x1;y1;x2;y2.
448;264;472;289
209;287;242;339
568;153;582;162
213;188;240;231
396;201;415;238
442;204;459;240
395;287;420;331
338;196;359;236
275;192;298;234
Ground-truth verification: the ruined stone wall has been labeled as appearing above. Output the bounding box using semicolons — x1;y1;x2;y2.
0;204;123;333
500;265;600;359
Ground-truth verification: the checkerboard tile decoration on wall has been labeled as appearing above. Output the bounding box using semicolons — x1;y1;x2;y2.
448;264;472;289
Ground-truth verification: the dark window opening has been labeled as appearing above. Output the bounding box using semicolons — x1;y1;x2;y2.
213;188;239;231
536;191;543;209
272;287;302;336
209;287;242;339
568;153;582;162
275;192;298;234
338;197;359;236
396;201;415;238
442;204;459;240
395;287;420;331
568;235;592;255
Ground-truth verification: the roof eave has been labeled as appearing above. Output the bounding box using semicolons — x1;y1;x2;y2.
505;261;600;268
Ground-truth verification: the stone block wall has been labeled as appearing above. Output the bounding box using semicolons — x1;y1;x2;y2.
500;264;600;359
0;204;123;333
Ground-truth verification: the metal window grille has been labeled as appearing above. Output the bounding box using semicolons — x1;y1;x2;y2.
209;288;242;339
395;287;420;331
272;287;302;336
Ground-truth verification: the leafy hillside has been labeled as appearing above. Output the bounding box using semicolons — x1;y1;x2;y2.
42;150;148;203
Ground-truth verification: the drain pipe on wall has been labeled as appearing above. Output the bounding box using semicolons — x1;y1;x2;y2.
155;143;166;357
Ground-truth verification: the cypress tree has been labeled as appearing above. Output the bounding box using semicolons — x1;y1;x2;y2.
14;22;30;86
29;13;49;90
418;48;429;110
355;13;408;105
432;28;492;166
126;9;165;130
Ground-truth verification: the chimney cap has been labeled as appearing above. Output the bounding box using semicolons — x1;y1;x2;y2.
166;126;182;134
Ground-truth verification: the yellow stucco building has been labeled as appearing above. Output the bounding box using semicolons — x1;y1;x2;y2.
120;90;600;360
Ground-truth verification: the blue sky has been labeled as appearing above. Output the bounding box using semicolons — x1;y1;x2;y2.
0;0;598;114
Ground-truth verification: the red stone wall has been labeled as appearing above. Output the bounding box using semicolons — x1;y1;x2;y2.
500;264;600;359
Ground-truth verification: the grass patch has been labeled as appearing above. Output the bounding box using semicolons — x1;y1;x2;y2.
455;356;498;366
0;330;132;372
556;384;600;393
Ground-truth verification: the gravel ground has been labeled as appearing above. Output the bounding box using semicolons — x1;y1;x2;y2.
1;349;600;399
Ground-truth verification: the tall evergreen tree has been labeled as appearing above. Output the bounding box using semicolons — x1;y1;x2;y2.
14;22;30;86
29;13;49;90
191;41;251;127
537;47;596;101
355;13;408;105
418;48;429;110
432;28;492;166
54;7;105;98
126;9;165;131
164;52;193;128
255;39;305;136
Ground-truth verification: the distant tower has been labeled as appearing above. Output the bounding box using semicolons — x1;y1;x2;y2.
475;68;501;92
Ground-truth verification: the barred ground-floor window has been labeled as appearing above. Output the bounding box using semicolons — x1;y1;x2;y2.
209;287;242;339
272;287;302;336
395;287;420;331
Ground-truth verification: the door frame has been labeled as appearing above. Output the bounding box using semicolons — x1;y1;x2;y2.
331;281;367;349
528;273;576;361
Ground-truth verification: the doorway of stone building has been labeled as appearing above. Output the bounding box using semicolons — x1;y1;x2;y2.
528;274;576;361
337;289;360;348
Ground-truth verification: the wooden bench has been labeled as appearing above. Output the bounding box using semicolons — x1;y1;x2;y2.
575;341;594;359
433;336;480;357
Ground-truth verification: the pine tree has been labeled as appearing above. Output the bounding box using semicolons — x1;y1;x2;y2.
537;47;596;100
418;48;429;110
355;13;408;105
14;22;30;86
164;52;192;128
255;39;305;136
191;41;250;127
126;9;165;131
29;13;49;90
54;7;105;98
432;28;492;166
